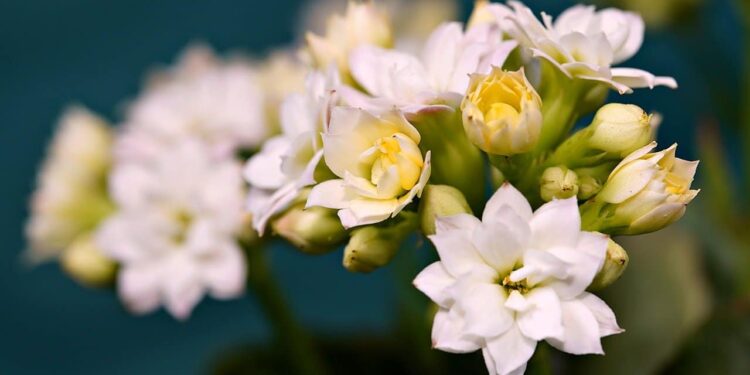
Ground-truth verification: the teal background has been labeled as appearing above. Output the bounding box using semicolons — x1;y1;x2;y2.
0;0;741;374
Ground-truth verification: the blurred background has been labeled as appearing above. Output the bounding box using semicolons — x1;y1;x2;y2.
0;0;747;373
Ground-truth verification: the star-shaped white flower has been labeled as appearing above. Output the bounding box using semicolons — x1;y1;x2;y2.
343;21;517;113
97;139;247;320
414;184;622;375
503;1;676;94
243;68;340;233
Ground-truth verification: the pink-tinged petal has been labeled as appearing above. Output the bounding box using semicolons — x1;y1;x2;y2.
432;308;483;353
516;287;564;341
578;292;624;337
163;255;204;321
484;184;533;222
547;298;604;355
485;324;537;375
529;198;581;249
201;241;246;299
349;45;430;100
118;263;162;315
414;262;456;308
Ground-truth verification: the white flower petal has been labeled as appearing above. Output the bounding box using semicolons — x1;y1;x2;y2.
201;241;246;299
547;298;605;355
484;184;534;222
473;206;530;274
429;229;486;278
432;308;483;353
413;262;456;308
435;213;482;234
306;179;352;210
118;263;162;315
516;287;564;341
529;198;581;249
578;292;624;337
454;279;514;338
485;324;537;375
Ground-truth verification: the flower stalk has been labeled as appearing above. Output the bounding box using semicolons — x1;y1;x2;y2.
245;242;328;375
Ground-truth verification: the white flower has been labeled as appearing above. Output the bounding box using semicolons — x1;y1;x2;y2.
306;107;431;228
305;1;393;77
26;106;114;263
504;1;676;94
97;139;246;320
344;22;517;113
414;184;622;375
243;68;340;233
117;45;268;161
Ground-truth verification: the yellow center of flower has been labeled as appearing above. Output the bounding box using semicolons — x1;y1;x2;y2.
171;209;194;245
369;133;424;192
501;274;530;294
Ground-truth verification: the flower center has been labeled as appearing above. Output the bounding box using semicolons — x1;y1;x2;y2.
368;133;423;192
171;209;194;245
501;275;530;294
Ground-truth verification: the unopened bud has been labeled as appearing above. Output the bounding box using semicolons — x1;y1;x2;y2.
343;212;417;273
589;238;629;291
577;175;602;200
61;234;117;288
540;166;579;202
272;205;346;255
418;185;473;235
589;103;653;157
461;67;542;156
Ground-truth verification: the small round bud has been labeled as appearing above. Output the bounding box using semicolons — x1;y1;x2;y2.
272;205;346;255
589;238;629;291
589;103;653;157
61;234;117;288
540;166;579;202
418;185;473;235
577;175;602;200
342;212;417;273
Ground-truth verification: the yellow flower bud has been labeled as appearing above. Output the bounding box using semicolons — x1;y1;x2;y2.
306;1;392;79
588;103;654;157
61;234;117;288
418;184;473;235
540;166;579;202
461;68;542;155
589;238;629;291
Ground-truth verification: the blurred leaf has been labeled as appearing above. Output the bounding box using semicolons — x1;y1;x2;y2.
567;227;712;374
696;121;737;225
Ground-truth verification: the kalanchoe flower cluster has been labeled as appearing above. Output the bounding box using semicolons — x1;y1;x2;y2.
27;1;699;373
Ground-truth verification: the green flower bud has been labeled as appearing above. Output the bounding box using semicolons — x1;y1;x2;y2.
588;103;654;157
343;212;417;273
418;184;473;235
61;234;117;288
589;238;629;291
577;175;602;200
540;166;579;202
272;195;346;255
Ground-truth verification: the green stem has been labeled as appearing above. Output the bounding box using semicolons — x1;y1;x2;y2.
245;243;328;375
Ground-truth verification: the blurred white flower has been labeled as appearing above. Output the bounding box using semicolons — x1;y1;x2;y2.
26;106;114;263
256;49;309;128
244;68;339;233
344;22;517;113
306;107;431;228
414;184;621;375
97;139;246;320
117;45;268;161
305;1;393;78
504;2;676;94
